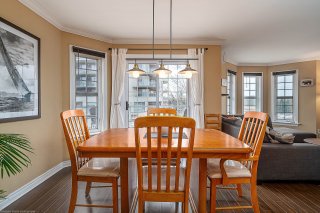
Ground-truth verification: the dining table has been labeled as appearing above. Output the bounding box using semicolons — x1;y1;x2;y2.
77;128;251;213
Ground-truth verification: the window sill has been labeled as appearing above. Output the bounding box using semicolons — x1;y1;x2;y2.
273;122;301;127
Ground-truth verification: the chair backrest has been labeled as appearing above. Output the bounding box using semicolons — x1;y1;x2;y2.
204;114;222;130
147;108;177;116
238;112;268;169
134;116;195;195
60;110;90;173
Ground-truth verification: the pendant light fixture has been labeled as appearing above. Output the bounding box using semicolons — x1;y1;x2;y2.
178;60;197;78
153;60;171;78
127;60;145;78
126;0;198;79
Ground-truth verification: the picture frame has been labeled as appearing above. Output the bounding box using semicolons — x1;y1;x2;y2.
0;17;40;123
221;78;228;87
300;79;313;87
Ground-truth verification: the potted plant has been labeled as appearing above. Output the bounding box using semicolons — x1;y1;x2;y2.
0;134;33;199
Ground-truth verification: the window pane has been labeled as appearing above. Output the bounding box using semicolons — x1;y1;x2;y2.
278;76;285;82
278;83;285;89
285;75;293;82
285;90;292;96
277;90;284;96
285;83;293;89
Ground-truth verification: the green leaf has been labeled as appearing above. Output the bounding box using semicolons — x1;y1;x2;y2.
0;134;33;178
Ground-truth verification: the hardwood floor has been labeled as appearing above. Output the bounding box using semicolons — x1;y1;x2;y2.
4;167;320;213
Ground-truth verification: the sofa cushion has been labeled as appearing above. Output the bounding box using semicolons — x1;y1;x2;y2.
273;127;316;143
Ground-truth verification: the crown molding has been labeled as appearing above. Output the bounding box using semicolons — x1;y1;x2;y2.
18;0;113;43
237;56;320;67
112;38;225;45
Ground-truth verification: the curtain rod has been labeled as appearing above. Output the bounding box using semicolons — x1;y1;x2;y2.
108;48;208;51
126;58;198;61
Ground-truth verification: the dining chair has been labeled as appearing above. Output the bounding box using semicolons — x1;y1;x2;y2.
146;107;178;166
204;114;222;130
207;112;268;213
147;108;177;116
134;116;196;213
60;109;119;213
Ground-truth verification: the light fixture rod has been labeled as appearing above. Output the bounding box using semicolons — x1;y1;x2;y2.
152;0;155;59
170;0;172;59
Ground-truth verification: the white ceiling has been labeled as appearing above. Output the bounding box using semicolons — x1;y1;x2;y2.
19;0;320;65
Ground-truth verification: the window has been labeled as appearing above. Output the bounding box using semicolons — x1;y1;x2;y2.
70;46;106;133
126;62;189;127
243;73;262;113
272;70;298;124
226;70;236;115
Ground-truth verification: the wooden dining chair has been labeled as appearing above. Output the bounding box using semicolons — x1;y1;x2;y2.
146;107;178;166
134;116;196;213
207;112;268;213
204;114;222;130
147;108;177;116
60;109;119;213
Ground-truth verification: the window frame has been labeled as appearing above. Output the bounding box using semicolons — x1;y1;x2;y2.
69;46;107;134
271;70;299;125
242;72;263;114
226;70;237;115
124;54;190;127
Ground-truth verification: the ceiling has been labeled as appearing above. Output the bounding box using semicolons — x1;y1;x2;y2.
19;0;320;65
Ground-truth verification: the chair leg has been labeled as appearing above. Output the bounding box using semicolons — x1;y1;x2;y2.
138;199;144;213
236;184;243;197
85;181;92;197
112;179;118;213
250;180;260;213
184;197;189;213
210;180;217;213
69;179;78;213
175;202;179;213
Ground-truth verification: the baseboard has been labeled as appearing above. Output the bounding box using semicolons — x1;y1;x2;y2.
0;160;71;210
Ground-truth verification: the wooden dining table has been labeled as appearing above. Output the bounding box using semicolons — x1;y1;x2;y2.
77;128;251;213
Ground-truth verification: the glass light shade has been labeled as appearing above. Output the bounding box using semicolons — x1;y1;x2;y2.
178;63;197;78
153;63;172;78
127;63;145;78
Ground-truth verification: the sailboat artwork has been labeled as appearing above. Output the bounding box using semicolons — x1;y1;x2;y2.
0;17;40;122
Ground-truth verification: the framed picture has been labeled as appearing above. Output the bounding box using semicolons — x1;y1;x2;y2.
221;78;228;87
300;79;313;87
0;17;40;123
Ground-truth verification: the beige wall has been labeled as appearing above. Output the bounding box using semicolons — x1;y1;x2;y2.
112;44;222;114
0;0;63;194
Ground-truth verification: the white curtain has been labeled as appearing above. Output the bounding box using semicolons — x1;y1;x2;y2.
188;48;205;128
110;48;127;128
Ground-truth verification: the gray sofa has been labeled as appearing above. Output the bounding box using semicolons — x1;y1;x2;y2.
222;115;320;182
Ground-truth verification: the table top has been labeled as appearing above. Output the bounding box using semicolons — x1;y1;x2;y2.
78;128;251;158
304;138;320;145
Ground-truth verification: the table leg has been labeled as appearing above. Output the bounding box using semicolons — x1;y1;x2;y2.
120;158;129;213
199;158;207;213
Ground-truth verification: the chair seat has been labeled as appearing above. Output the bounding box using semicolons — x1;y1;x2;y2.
78;158;120;177
207;159;251;179
142;166;185;191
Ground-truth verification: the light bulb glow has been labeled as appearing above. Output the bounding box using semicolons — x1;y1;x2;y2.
131;71;140;78
184;71;193;79
158;71;168;78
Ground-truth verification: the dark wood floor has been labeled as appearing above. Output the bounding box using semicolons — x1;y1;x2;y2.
4;167;320;213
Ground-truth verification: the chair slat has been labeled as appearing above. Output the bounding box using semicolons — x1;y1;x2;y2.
147;127;152;192
166;127;173;192
157;126;162;192
175;127;183;192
